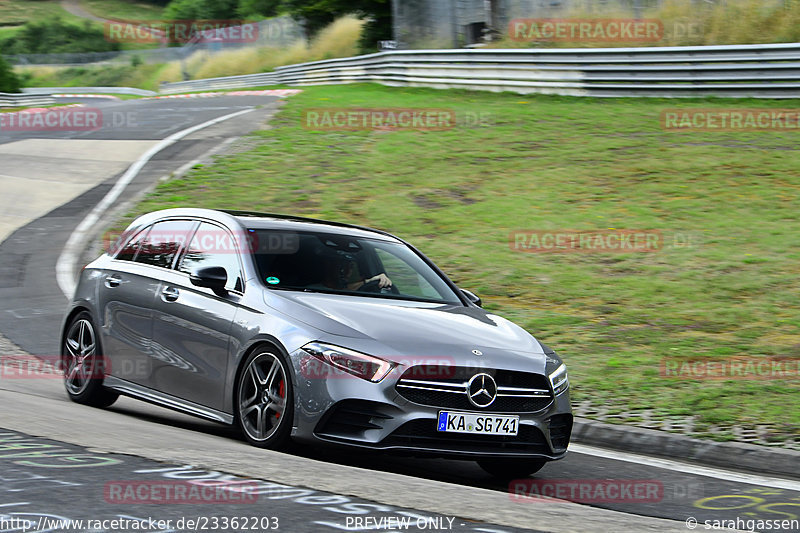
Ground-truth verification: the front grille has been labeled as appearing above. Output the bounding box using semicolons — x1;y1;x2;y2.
395;366;553;413
382;419;552;454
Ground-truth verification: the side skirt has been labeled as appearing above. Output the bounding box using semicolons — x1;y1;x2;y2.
104;376;234;425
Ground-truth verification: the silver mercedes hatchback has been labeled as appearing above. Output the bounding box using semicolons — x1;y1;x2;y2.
61;208;572;478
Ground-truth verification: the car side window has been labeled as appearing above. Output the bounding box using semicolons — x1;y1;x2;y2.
178;222;244;292
375;248;440;299
134;219;196;270
115;227;150;262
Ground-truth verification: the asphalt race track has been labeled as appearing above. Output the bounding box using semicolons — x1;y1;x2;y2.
0;429;537;533
0;94;798;533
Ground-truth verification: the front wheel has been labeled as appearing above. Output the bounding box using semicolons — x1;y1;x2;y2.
61;311;118;408
235;348;293;449
477;458;547;479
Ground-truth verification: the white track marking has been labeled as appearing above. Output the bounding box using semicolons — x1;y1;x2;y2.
55;108;255;298
570;443;800;491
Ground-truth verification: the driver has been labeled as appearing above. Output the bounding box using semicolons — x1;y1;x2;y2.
321;254;392;291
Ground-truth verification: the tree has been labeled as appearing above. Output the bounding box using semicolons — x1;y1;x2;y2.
238;0;281;19
282;0;391;51
0;55;21;93
164;0;239;20
357;8;392;53
0;18;119;55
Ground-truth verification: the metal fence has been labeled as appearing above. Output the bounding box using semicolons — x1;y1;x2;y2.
159;73;279;93
22;87;156;96
6;47;196;66
159;42;800;98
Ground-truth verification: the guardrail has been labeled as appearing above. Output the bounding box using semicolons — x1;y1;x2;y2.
159;43;800;98
0;93;55;107
159;73;279;94
22;87;157;97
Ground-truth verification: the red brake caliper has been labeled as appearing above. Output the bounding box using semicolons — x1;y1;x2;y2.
275;379;285;419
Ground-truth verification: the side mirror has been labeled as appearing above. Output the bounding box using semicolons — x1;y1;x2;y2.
190;266;228;296
460;288;482;307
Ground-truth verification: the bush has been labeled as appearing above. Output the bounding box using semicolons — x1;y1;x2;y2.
0;55;21;93
164;0;238;20
237;0;281;19
188;15;363;80
20;63;167;92
358;11;392;53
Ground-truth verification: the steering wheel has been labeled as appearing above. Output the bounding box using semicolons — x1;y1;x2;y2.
359;279;399;295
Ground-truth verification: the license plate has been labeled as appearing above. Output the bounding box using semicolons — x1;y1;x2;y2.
437;411;519;436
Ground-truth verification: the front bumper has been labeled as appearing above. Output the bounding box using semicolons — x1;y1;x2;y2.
289;349;573;460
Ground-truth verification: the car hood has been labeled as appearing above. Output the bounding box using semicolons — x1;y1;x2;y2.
264;290;546;372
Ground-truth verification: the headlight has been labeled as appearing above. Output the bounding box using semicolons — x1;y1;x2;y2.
548;362;569;396
302;342;396;383
542;344;569;396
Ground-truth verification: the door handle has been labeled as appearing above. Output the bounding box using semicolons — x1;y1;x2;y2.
161;286;180;302
105;276;122;288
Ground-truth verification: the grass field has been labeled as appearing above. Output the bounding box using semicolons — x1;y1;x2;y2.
0;0;160;25
0;0;160;52
0;0;76;25
80;0;164;21
0;25;20;40
121;84;800;445
18;62;167;91
0;0;88;41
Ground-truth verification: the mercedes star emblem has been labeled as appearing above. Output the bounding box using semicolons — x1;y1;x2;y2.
467;373;497;408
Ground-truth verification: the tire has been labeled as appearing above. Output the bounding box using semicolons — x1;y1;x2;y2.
235;347;294;449
477;458;547;479
61;311;118;408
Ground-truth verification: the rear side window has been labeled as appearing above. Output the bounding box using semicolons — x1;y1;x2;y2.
134;220;197;269
115;227;150;262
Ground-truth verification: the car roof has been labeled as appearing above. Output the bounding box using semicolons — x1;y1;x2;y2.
130;208;401;243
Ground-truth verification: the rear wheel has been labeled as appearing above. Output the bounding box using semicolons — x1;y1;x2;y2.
61;311;118;408
477;458;547;479
235;348;293;449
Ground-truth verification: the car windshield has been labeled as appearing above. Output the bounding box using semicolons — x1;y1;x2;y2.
249;229;462;304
